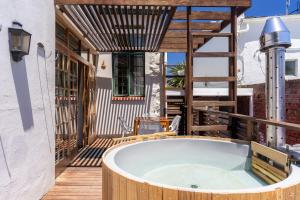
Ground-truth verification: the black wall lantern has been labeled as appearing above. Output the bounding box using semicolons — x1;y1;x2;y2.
8;21;31;62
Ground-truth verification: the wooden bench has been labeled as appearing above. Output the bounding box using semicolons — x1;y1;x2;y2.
251;142;290;184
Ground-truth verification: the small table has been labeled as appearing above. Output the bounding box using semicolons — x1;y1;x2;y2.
133;117;170;135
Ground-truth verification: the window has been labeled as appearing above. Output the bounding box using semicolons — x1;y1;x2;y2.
112;52;145;97
285;60;298;76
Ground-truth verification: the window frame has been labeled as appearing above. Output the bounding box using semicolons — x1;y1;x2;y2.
285;59;298;77
112;52;145;97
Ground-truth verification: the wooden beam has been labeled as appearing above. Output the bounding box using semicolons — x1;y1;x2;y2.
229;7;238;113
192;77;236;82
56;40;96;70
162;37;204;44
56;0;251;7
159;48;187;52
192;32;232;38
198;109;300;132
165;31;187;38
193;101;236;107
169;22;221;31
193;52;235;57
192;125;228;132
165;31;230;38
160;43;199;50
173;11;231;20
186;6;193;135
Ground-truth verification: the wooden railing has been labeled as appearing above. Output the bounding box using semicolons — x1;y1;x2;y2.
196;108;300;142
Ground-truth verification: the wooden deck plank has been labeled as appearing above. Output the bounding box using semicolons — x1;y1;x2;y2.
69;138;118;167
43;167;102;200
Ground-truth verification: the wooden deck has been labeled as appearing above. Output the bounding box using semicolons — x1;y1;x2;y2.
43;167;102;200
43;137;128;199
69;138;125;167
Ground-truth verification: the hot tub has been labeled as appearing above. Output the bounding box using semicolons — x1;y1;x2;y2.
102;138;300;200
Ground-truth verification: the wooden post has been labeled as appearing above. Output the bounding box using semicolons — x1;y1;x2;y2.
229;7;238;113
161;53;167;117
246;120;254;141
186;6;193;135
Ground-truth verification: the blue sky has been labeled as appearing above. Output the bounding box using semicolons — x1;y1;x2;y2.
167;0;300;65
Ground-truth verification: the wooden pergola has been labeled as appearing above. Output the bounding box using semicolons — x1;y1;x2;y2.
55;0;251;135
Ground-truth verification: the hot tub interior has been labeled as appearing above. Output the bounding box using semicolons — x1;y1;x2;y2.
112;139;267;190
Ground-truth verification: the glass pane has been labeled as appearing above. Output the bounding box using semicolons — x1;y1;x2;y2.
11;31;22;50
130;53;145;96
21;33;31;53
113;53;129;96
286;60;297;76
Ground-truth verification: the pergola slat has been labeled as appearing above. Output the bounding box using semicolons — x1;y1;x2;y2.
130;6;136;50
63;6;103;50
112;6;125;50
105;6;123;50
150;7;163;51
155;7;176;51
90;6;114;50
75;5;106;50
124;6;132;51
141;6;146;50
118;6;129;49
152;7;165;50
83;5;110;50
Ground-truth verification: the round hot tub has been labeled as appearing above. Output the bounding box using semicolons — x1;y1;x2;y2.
102;138;300;200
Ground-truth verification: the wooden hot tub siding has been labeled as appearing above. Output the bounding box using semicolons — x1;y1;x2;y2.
102;138;300;200
103;162;300;200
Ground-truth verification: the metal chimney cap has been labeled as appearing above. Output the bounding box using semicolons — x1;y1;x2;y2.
260;17;291;52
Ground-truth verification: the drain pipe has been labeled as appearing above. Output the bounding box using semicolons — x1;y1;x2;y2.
259;17;291;148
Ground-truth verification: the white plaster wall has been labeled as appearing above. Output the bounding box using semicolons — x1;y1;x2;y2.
95;52;162;136
238;15;300;85
193;26;231;88
194;14;300;86
0;0;55;199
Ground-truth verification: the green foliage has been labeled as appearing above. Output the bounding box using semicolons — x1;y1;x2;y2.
166;62;185;88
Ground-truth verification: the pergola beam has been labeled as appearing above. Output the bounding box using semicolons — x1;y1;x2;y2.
169;22;221;31
173;11;231;20
55;0;251;7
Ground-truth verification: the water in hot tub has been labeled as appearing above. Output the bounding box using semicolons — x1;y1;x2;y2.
142;163;267;190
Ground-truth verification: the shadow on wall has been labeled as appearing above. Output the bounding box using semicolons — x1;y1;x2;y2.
36;45;54;153
10;56;34;131
95;77;153;136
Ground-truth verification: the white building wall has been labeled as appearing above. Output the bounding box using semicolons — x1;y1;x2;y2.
0;1;55;199
95;52;162;136
194;14;300;87
193;26;231;88
238;15;300;85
